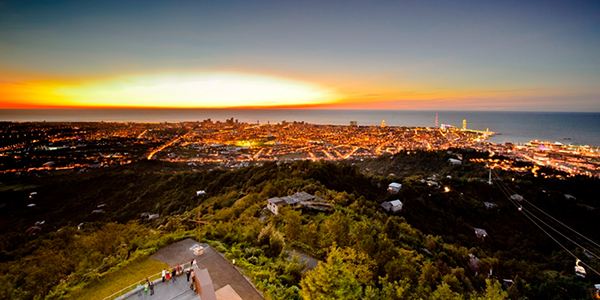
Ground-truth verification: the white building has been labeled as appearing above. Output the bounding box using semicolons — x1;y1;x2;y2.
382;200;403;213
484;202;498;209
390;200;403;212
474;228;488;240
267;197;287;215
448;158;462;165
267;192;330;215
388;182;402;193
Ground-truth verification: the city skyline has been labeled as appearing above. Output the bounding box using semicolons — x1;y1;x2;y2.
1;0;600;111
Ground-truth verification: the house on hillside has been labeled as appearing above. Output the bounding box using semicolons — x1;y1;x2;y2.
474;228;488;240
267;192;330;215
388;182;402;194
426;180;439;187
267;197;287;215
484;202;497;209
381;200;403;213
448;158;462;165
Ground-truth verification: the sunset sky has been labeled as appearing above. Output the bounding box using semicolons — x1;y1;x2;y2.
1;0;599;111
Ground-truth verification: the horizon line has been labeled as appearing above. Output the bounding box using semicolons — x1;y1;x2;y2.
1;107;599;113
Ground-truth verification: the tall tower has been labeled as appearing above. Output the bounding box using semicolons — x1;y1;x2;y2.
381;120;386;127
435;113;439;128
462;119;467;130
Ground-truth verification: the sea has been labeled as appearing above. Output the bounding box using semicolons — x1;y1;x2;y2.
1;109;599;147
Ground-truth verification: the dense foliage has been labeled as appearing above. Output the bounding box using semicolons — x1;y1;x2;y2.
0;150;599;299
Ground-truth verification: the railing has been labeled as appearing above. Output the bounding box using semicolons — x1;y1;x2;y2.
101;263;192;300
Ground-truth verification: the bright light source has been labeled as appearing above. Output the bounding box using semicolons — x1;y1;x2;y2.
444;186;450;193
53;72;340;108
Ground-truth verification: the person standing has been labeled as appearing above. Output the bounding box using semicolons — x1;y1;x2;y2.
136;283;142;297
190;273;196;292
171;267;177;282
149;281;154;296
144;282;148;296
162;269;166;283
186;268;191;282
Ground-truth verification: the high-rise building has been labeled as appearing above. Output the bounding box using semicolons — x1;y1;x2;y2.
381;120;386;127
463;119;467;130
350;121;357;127
435;113;439;128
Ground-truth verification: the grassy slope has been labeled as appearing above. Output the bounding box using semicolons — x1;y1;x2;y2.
68;257;168;300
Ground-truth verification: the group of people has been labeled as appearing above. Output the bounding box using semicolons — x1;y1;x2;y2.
136;278;154;297
136;258;199;297
162;262;187;283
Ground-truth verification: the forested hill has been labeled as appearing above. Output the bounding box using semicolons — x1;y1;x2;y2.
0;150;599;299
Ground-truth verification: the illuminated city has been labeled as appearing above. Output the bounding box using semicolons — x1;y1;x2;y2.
2;120;598;177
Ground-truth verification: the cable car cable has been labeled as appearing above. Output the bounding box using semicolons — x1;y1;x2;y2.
492;170;600;251
492;171;600;259
491;170;600;276
492;169;600;248
520;206;600;260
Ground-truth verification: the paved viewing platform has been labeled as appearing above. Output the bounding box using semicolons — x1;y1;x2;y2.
123;239;263;300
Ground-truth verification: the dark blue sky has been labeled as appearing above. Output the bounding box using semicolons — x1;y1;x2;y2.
1;0;599;110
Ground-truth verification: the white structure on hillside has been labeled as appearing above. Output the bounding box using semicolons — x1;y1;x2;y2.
448;158;462;165
474;228;488;240
388;182;402;194
484;202;498;209
381;200;403;213
267;191;331;215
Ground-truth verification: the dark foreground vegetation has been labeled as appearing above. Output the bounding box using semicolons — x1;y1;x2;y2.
0;150;599;299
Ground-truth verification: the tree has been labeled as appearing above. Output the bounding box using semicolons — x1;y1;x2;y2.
335;247;377;286
473;279;508;300
283;208;302;241
419;260;441;288
299;248;362;300
384;248;422;284
320;211;351;248
269;231;285;257
378;276;412;300
430;282;464;300
258;224;275;246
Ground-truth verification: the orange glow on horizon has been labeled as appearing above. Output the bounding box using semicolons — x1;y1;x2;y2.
1;72;346;109
0;71;571;110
